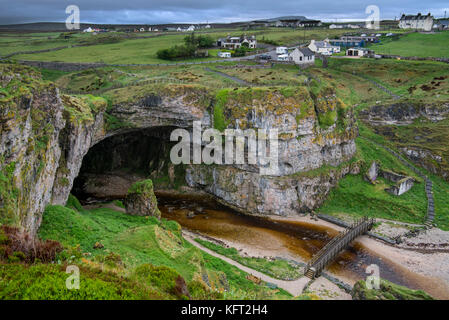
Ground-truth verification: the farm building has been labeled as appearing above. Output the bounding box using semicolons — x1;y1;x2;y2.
346;47;374;57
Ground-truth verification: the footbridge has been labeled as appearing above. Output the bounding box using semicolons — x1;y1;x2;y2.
305;217;375;279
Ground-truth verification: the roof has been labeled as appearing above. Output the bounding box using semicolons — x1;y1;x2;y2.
313;41;332;48
400;13;433;21
298;47;314;56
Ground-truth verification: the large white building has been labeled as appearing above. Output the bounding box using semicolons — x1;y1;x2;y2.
399;13;434;31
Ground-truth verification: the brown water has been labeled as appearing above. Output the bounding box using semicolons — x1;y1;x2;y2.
157;193;427;290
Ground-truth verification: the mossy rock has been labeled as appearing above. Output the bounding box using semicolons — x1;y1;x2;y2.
351;279;434;300
124;179;161;218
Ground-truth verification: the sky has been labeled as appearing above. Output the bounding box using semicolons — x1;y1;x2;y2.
0;0;448;25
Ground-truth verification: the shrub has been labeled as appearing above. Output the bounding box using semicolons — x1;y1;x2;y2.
0;225;63;263
133;264;190;299
156;44;197;61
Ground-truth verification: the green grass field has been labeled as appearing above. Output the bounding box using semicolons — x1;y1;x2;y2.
327;58;449;102
369;31;449;58
1;27;350;63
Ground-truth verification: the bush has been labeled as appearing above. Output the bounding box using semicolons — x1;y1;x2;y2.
232;46;249;57
133;264;190;299
0;263;137;300
156;44;197;60
184;33;215;48
0;225;63;263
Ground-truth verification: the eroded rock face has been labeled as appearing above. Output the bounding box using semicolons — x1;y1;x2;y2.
0;64;210;235
0;65;65;235
360;101;449;181
124;180;161;218
359;102;449;125
185;87;358;215
1;64;357;234
186;161;360;216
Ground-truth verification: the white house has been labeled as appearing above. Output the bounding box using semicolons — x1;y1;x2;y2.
329;24;343;29
308;40;339;55
289;47;315;66
218;35;257;49
83;27;93;33
399;13;434;31
187;25;196;32
217;51;231;58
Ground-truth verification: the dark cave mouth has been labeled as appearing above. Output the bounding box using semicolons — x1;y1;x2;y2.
71;126;187;203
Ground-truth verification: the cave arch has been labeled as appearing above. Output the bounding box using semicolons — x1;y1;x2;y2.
70;126;185;203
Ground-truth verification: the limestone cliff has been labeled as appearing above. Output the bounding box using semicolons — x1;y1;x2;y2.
360;101;449;180
0;63;358;234
186;86;358;215
0;64;65;234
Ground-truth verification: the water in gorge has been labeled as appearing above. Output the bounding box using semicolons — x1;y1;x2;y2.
156;193;428;291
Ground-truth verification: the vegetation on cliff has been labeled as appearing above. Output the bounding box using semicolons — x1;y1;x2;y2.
32;197;292;299
351;279;433;300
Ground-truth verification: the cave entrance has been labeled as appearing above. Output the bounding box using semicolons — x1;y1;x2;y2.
71;126;186;203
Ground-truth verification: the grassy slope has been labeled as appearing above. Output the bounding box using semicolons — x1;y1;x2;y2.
195;239;302;280
327;58;449;102
37;202;292;299
369;31;449;58
320;136;427;225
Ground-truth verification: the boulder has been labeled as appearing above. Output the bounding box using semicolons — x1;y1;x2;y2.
365;161;379;183
124;179;161;218
386;177;415;196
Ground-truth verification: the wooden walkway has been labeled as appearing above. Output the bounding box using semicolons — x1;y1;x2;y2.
305;217;375;279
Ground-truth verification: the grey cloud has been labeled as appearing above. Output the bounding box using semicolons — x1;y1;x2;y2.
0;0;448;25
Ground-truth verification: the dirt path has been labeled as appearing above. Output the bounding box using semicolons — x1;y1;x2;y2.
204;67;252;86
182;230;310;297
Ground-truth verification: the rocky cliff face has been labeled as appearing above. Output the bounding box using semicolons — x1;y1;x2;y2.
360;101;449;180
0;64;65;234
0;63;358;234
186;87;358;216
0;63;210;235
